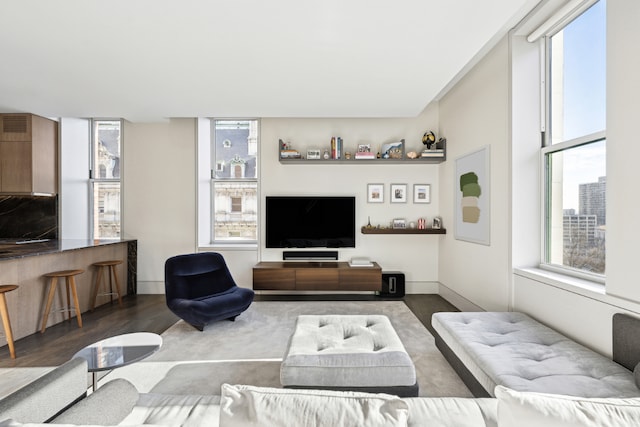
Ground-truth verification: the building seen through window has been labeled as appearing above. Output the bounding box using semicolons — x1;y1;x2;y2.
212;120;258;243
543;0;606;276
92;119;121;239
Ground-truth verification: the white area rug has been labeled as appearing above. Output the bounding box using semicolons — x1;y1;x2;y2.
105;301;471;397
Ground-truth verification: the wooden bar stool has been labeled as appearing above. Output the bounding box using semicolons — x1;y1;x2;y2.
0;285;18;359
90;260;123;310
40;269;84;333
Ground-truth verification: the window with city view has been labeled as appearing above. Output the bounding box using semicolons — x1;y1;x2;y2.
543;0;606;277
211;120;258;243
91;119;121;239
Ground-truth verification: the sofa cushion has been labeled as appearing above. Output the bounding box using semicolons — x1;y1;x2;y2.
432;312;640;397
219;384;409;427
404;397;497;427
0;358;88;423
120;393;221;426
51;379;138;425
496;385;640;427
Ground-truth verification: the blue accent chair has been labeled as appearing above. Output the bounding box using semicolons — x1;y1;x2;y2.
164;252;255;331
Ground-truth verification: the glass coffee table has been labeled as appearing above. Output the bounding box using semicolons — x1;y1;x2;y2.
73;332;162;391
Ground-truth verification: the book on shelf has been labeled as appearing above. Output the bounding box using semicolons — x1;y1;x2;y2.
420;149;445;158
354;152;376;159
280;150;301;159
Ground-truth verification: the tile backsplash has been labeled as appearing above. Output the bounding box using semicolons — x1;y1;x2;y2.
0;196;58;239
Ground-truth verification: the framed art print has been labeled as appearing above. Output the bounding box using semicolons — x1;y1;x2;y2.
455;146;490;245
413;184;431;203
390;184;407;203
367;183;384;203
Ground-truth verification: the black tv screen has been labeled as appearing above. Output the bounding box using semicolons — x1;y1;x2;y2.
265;196;356;248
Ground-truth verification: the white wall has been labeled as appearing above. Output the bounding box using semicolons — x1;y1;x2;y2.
259;106;442;293
437;37;511;311
123;119;197;293
59;118;91;239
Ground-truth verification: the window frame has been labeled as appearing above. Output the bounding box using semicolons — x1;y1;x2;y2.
539;1;606;282
89;118;123;241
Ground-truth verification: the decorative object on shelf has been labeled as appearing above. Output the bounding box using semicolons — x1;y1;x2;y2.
392;218;406;229
323;149;330;160
409;221;416;229
345;151;352;159
307;149;321;160
413;184;431;204
455;146;490;245
381;139;404;159
417;218;427;229
279;139;301;159
390;183;407;203
422;131;436;149
432;217;442;229
406;151;418;159
355;144;375;159
421;133;445;158
367;183;384;203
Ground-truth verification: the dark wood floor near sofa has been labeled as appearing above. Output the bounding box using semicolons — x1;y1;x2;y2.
0;293;458;368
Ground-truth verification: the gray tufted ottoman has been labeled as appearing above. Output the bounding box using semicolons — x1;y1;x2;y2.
281;315;418;397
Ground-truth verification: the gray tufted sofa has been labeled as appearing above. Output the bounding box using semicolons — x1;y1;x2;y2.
432;311;640;398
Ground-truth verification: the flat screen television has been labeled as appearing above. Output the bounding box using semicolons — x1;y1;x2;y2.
265;196;356;248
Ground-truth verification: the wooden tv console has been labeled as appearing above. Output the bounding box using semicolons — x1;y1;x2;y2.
253;261;382;291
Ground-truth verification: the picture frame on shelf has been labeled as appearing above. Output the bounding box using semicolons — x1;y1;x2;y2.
367;183;384;203
413;184;431;204
392;218;407;229
306;149;321;160
433;217;442;229
390;183;407;203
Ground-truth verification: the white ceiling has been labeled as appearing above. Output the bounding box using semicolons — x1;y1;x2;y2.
0;0;541;122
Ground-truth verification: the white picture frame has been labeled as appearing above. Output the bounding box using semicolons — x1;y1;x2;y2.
367;183;384;203
390;184;407;203
413;184;431;204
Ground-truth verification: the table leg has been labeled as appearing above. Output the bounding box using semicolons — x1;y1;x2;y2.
92;371;98;392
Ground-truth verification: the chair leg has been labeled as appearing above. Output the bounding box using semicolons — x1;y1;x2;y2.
91;266;104;311
68;276;83;328
0;293;15;359
41;278;58;333
110;265;124;306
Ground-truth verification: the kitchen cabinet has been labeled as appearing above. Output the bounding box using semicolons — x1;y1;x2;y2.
0;114;58;195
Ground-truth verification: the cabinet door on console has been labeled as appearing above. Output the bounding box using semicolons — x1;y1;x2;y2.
339;269;382;291
253;269;295;290
296;269;339;290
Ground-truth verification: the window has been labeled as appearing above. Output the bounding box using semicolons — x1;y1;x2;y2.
211;119;258;243
542;0;606;278
91;119;122;239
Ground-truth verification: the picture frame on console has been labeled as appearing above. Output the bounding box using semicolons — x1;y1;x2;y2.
367;184;384;203
391;184;407;203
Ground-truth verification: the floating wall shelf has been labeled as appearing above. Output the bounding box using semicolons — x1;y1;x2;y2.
361;227;446;235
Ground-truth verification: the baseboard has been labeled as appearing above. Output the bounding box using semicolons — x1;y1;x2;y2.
438;283;484;312
405;281;439;294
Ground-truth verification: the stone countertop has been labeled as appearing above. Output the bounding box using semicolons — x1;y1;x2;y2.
0;238;136;261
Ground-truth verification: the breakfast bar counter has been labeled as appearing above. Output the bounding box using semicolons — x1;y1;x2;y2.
0;239;137;350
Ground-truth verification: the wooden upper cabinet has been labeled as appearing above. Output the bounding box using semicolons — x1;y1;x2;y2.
0;114;58;195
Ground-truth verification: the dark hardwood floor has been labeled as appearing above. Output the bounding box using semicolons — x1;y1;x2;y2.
0;293;458;368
